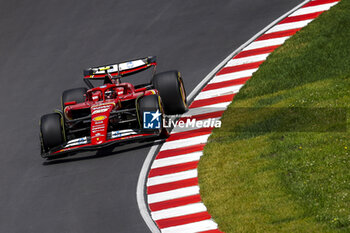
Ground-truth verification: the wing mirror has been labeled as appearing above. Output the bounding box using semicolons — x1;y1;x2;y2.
64;101;77;106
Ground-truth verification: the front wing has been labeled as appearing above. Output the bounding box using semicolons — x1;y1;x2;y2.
41;129;161;159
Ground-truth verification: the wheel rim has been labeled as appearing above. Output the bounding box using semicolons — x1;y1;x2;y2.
179;78;187;108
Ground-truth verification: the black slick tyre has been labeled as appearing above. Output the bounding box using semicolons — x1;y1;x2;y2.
138;94;163;131
40;113;65;153
152;70;187;115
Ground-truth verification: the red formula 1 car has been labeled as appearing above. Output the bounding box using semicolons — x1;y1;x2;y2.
39;56;187;159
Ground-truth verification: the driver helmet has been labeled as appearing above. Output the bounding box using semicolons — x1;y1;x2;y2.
105;89;115;99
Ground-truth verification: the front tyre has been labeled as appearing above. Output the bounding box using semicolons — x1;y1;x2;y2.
138;94;164;132
40;113;65;153
152;70;188;115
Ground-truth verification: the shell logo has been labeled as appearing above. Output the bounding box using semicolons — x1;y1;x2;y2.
93;115;107;121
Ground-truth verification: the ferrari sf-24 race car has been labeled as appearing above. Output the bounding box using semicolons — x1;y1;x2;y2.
40;56;188;159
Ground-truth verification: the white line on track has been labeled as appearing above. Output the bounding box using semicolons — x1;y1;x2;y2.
148;186;200;204
195;84;244;100
226;53;269;67
147;169;198;187
190;101;232;109
188;102;231;112
137;144;162;233
151;202;207;221
290;2;338;16
151;152;203;169
160;134;210;151
209;68;258;84
243;36;290;51
161;220;218;233
266;20;313;33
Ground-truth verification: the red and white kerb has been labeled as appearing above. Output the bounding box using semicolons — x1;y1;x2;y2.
146;0;340;232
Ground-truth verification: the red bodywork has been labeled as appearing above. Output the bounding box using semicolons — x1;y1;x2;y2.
44;57;164;158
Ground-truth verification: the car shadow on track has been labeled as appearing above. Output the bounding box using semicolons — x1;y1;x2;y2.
42;139;164;166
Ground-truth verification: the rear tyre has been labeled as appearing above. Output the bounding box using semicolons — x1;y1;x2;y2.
138;94;163;132
152;70;188;115
61;87;87;110
40;113;65;153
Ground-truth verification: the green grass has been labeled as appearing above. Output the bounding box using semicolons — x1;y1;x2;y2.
198;1;350;232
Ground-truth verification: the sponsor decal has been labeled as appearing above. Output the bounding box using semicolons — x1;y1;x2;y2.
91;103;115;110
92;129;104;133
111;129;137;139
112;131;122;138
92;133;104;139
92;108;109;114
92;125;105;133
91;103;115;114
126;61;134;69
92;125;105;129
65;137;88;148
78;138;85;143
100;66;110;71
143;110;161;129
93;115;107;121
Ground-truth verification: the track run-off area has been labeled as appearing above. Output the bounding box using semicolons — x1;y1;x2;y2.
142;0;340;232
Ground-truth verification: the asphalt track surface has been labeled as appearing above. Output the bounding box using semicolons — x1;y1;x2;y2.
0;0;302;232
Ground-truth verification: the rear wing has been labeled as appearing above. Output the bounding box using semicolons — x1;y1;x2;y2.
83;56;157;79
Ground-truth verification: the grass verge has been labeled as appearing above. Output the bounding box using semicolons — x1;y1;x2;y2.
198;1;350;232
